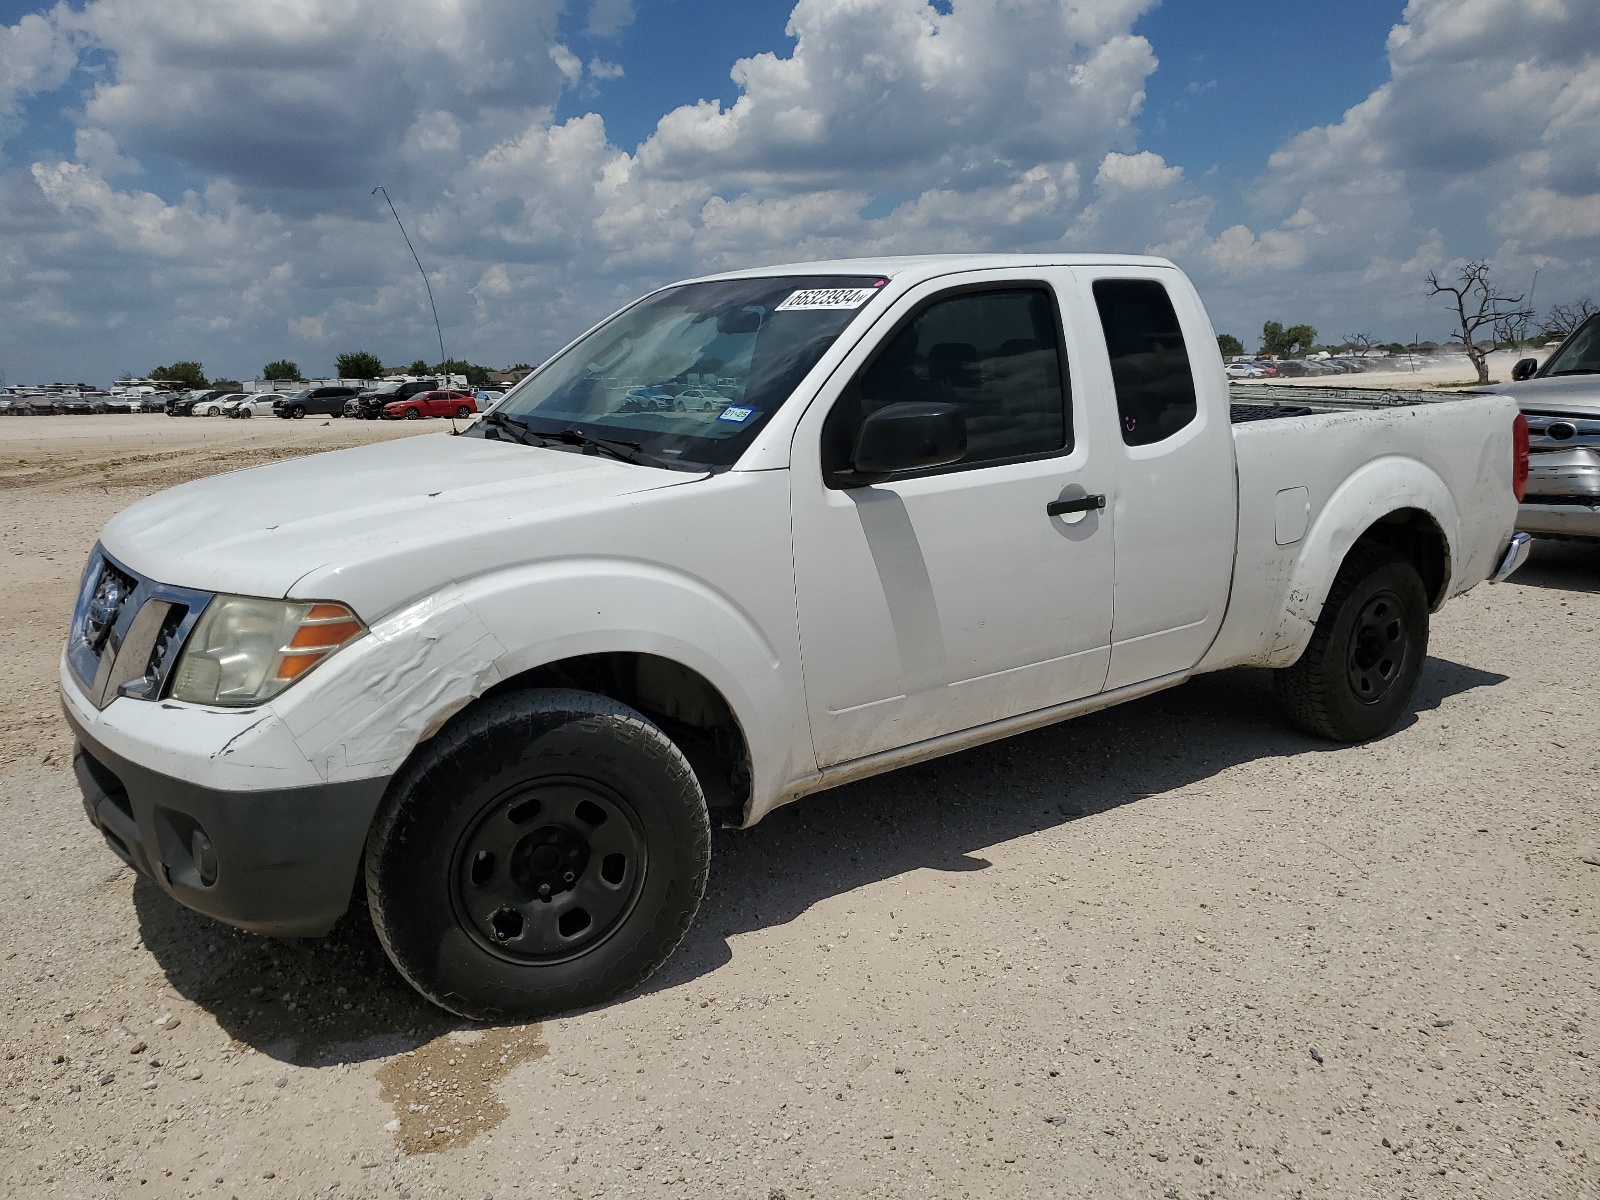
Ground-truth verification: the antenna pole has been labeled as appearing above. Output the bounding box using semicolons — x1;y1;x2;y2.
373;186;448;382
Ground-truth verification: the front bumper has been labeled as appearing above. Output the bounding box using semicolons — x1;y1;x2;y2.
66;707;388;937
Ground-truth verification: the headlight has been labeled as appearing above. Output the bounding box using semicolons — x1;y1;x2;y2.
169;596;365;707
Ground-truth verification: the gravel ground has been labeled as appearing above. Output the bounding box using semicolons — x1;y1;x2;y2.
2;416;1596;1199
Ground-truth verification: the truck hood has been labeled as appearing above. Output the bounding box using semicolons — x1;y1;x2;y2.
1476;374;1600;415
100;432;704;613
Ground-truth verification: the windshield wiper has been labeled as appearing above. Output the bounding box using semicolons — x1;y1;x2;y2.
481;412;678;469
481;410;542;446
545;427;682;469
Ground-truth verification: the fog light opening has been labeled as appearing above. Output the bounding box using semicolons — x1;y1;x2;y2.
191;829;218;887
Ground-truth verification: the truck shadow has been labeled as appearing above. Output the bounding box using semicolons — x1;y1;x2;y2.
132;656;1505;1060
1509;537;1600;594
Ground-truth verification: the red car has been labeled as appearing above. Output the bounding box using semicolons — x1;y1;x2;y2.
382;389;478;420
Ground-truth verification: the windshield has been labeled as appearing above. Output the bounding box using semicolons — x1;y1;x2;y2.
1542;315;1600;376
485;275;887;468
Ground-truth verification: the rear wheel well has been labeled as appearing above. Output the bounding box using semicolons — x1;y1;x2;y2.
1351;507;1449;606
482;653;751;824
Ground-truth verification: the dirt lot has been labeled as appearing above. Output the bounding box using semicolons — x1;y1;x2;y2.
2;415;1597;1199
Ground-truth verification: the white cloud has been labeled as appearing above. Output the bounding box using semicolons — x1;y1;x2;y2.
2;0;1598;384
1094;150;1182;192
1189;0;1600;337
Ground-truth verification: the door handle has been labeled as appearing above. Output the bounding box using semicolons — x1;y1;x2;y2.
1047;494;1106;517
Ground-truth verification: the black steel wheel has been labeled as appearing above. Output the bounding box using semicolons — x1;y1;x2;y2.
453;778;647;962
365;688;710;1021
1275;544;1428;742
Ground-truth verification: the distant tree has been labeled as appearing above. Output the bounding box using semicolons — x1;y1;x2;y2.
150;361;208;387
1341;332;1376;353
1425;262;1531;385
262;360;302;382
211;379;242;391
1385;342;1407;353
336;351;384;380
1542;297;1598;339
407;359;432;375
436;359;490;387
509;363;532;372
1216;333;1244;357
1260;321;1317;358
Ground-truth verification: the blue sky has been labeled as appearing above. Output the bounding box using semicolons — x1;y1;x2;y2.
0;0;1594;383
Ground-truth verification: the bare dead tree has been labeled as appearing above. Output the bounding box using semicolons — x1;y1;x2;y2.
1542;297;1598;339
1425;262;1533;384
1341;332;1376;353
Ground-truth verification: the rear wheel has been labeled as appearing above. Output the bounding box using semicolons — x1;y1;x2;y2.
1274;545;1429;742
365;689;710;1021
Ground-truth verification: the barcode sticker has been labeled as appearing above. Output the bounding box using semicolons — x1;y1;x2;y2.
774;288;879;312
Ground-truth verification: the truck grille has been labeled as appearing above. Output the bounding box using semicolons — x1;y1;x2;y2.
67;548;214;709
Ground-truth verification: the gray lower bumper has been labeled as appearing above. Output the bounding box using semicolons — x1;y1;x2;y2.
66;708;389;937
1517;502;1600;539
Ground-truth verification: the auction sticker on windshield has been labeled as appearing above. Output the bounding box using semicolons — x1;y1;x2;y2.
717;406;756;423
774;288;879;312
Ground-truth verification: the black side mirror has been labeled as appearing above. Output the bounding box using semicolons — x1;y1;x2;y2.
837;401;966;486
1511;358;1538;382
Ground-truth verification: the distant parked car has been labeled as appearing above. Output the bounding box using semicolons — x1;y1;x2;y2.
139;394;169;413
675;386;729;410
193;392;245;417
273;385;361;419
167;389;232;416
382;389;477;420
346;380;439;420
226;394;277;418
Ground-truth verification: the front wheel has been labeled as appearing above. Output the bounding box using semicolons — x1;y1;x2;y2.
365;689;711;1021
241;409;252;418
1274;545;1429;742
403;407;420;420
456;405;472;419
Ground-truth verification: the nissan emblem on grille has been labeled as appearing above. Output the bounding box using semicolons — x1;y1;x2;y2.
84;562;132;654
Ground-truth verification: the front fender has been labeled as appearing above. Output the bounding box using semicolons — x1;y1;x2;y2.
1265;455;1458;668
268;559;809;819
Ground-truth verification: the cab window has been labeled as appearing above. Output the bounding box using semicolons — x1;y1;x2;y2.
1092;278;1198;446
822;286;1070;483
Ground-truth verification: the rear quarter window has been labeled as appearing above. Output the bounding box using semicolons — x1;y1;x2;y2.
1092;278;1198;446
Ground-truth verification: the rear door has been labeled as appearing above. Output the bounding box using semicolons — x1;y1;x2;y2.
790;271;1117;766
1068;266;1236;689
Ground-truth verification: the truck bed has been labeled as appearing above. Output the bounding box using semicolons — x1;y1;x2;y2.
1228;382;1450;423
1201;385;1520;673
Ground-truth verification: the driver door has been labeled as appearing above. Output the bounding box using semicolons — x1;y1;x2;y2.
789;272;1117;767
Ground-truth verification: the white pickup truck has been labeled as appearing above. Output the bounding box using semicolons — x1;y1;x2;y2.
63;254;1529;1020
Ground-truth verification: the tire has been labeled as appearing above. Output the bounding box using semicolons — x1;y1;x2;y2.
1274;544;1429;742
291;405;306;419
365;688;711;1021
456;405;472;419
241;409;252;418
204;405;218;416
403;407;420;420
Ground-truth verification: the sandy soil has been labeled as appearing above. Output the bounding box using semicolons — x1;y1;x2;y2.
2;414;1597;1199
1251;349;1547;393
